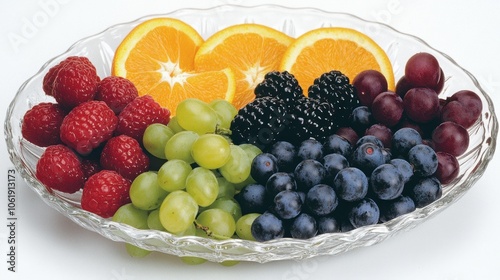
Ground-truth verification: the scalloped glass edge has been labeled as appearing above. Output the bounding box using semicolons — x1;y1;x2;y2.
4;4;498;263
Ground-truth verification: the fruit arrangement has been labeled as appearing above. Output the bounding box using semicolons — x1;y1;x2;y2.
18;14;486;264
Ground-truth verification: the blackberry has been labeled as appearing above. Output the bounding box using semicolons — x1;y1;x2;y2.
284;98;338;144
254;71;304;108
230;97;288;150
308;70;360;125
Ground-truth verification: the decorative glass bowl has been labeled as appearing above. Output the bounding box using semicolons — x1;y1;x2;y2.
5;4;498;263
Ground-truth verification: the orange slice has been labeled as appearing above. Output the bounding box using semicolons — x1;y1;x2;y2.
280;27;395;95
112;17;235;115
194;23;294;109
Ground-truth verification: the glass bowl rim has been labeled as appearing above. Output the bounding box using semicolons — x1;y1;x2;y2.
5;4;499;263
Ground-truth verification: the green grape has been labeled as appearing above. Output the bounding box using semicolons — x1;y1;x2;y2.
239;143;263;162
191;134;231;169
167;116;185;134
159;191;198;234
204;197;242;222
233;144;260;190
195;227;210;238
219;145;251;184
180;256;207;265
142;123;174;159
209;99;238;129
113;203;151;258
220;260;239;266
125;244;151;258
147;209;166;231
164;130;199;164
130;171;168;211
112;203;149;229
235;213;260;241
178;223;207;265
176;98;219;134
157;159;192;192
186;167;219;207
174;222;196;237
222;135;233;145
196;208;236;239
216;177;236;199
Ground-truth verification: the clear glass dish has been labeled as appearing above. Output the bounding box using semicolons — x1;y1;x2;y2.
4;4;498;263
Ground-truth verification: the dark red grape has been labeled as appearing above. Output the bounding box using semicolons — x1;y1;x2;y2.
405;52;441;88
451;90;482;116
371;91;404;127
440;100;477;128
440;89;482;129
403;87;440;123
335;127;359;145
353;70;388;107
431;121;469;156
395;75;413;98
435;152;459;184
365;124;392;148
396;117;424;136
434;68;445;94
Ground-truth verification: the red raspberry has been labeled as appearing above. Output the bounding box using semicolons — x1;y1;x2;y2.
43;56;95;96
95;76;139;114
52;58;100;109
81;170;131;218
36;144;85;194
22;102;66;147
60;101;118;156
116;95;170;141
100;135;149;181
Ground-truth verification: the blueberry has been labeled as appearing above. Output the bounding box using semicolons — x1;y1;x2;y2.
333;167;368;202
322;153;349;181
316;216;340;234
389;158;414;183
290;213;317;239
370;163;405;200
339;217;356;232
235;183;268;214
405;176;442;207
265;172;296;197
305;184;338;216
273;190;302;220
392;127;423;157
251;153;278;184
297;138;323;161
251;211;285;241
379;195;416;222
294;159;326;191
348;198;380;228
408;144;438;177
351;142;385;175
322;134;353;158
269;141;297;173
382;148;392;163
356;135;384;148
297;191;306;204
349;106;373;135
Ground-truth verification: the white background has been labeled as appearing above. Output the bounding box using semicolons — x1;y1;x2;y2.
1;0;500;279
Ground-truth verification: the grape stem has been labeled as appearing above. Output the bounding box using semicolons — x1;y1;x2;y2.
215;126;232;136
193;221;231;240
